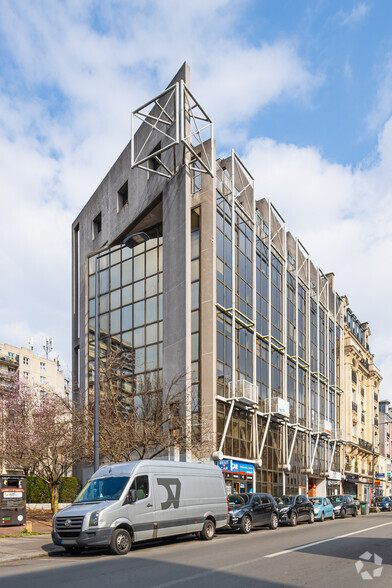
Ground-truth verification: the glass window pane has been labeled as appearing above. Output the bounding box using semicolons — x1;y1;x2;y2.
146;297;157;323
134;280;145;301
122;285;132;305
134;300;145;328
99;255;109;270
146;324;157;345
158;246;163;272
89;275;95;299
191;310;199;333
110;289;121;309
89;299;95;318
158;273;163;293
146;275;158;297
122;304;133;331
111;309;121;334
191;333;199;361
99;294;109;313
191;230;199;259
134;254;145;281
99;269;109;294
146;344;158;371
99;313;109;334
158;294;163;321
110;264;121;290
111;249;121;265
134;348;145;374
191;259;199;282
191;282;199;310
134;327;145;347
89;256;96;275
146;249;158;277
122;259;132;285
122;330;132;345
158;321;163;341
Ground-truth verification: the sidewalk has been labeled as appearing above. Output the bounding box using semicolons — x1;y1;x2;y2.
0;535;63;564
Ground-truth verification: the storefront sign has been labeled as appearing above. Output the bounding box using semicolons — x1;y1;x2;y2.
387;472;391;478
345;473;359;482
217;459;254;476
328;471;342;481
376;473;385;478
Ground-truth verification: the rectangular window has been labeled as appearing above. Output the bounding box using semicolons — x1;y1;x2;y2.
92;212;102;239
40;376;46;384
40;362;46;370
191;159;202;193
117;181;128;210
23;371;29;380
23;357;29;365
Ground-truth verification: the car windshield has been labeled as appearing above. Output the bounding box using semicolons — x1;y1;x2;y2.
310;498;322;506
228;494;251;507
74;476;129;503
375;497;386;503
275;496;294;506
330;496;343;504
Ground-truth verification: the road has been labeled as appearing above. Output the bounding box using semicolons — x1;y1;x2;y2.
1;512;391;587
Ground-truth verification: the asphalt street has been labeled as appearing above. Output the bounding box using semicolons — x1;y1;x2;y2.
1;512;391;587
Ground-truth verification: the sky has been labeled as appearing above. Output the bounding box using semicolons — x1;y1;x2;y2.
0;0;391;400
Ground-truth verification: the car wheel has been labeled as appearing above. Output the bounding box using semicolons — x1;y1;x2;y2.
109;528;132;555
320;512;325;522
341;508;346;519
269;513;278;530
331;511;335;520
308;510;315;524
240;515;252;534
352;508;357;517
200;519;216;540
290;512;297;527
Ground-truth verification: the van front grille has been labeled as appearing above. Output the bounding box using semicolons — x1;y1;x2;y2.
56;515;84;538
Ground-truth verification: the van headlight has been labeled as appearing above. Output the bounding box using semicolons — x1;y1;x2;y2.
89;509;104;527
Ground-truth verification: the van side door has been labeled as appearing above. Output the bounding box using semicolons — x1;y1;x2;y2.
153;474;186;538
125;474;155;542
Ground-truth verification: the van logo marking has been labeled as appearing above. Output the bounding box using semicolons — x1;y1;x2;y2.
157;478;181;510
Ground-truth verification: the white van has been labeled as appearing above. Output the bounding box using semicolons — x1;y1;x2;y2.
52;460;228;555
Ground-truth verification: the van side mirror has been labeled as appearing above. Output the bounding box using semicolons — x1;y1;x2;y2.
124;489;137;504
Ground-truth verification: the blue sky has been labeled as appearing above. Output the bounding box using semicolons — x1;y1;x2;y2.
0;0;391;399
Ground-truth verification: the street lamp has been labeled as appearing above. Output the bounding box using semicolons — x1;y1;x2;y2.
93;232;150;472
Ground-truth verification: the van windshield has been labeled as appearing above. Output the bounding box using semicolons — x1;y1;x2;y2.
74;476;129;503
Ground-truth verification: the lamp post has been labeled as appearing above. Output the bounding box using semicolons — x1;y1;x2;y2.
93;232;151;472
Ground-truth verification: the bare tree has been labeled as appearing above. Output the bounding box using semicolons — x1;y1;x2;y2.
88;345;213;465
0;381;88;513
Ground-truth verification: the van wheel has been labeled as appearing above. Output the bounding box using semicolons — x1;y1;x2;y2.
240;515;252;534
200;519;215;540
110;528;132;555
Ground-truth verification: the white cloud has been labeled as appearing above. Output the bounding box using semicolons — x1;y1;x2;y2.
242;117;392;401
338;3;370;27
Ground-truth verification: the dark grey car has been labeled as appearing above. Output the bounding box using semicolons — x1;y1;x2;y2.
228;493;279;534
330;494;357;518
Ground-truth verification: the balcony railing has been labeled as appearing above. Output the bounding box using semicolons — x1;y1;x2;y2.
361;389;365;397
374;418;379;426
374;392;378;402
352;401;358;413
361;414;365;423
359;438;373;452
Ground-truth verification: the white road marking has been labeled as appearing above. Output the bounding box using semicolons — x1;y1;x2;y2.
264;521;392;558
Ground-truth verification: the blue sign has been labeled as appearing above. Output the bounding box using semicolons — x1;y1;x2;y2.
376;473;385;478
217;459;254;476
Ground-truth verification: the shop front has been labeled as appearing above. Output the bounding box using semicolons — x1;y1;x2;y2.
217;459;255;494
343;473;359;498
326;471;342;496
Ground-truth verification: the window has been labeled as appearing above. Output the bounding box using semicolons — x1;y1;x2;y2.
23;357;29;365
40;362;46;370
147;142;161;178
92;212;102;239
130;475;149;500
117;181;128;210
191;158;202;193
40;376;46;384
23;371;29;380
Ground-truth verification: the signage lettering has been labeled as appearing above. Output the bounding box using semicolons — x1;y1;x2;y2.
157;478;181;510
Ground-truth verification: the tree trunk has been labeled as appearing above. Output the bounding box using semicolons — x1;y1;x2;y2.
50;485;59;514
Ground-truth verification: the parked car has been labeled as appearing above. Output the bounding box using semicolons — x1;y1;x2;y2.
227;493;279;534
309;497;335;521
373;496;392;511
330;494;357;518
52;460;228;555
275;495;314;526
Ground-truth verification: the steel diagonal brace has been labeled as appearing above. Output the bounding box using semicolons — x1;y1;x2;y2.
328;440;337;472
310;433;320;471
218;400;235;453
258;414;271;461
287;426;298;468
